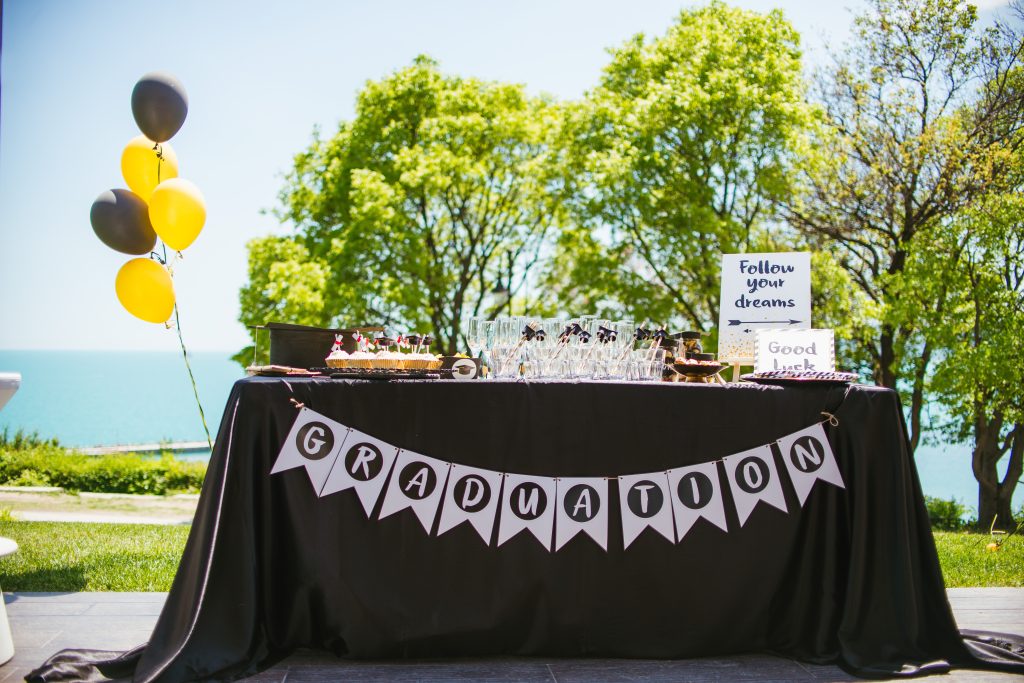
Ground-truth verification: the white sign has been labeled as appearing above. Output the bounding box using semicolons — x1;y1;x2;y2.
320;428;399;517
666;462;729;541
378;450;451;533
718;252;811;363
754;329;835;373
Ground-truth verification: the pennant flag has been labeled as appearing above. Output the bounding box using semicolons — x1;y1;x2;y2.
320;428;399;517
270;407;348;494
437;464;503;544
666;461;728;540
618;472;675;549
723;445;787;526
555;477;609;551
378;450;451;533
777;423;845;506
497;473;556;550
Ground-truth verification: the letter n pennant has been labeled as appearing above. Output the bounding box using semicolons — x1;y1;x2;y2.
777;423;845;506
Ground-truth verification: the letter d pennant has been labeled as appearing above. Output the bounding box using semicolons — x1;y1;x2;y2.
270;407;348;494
436;464;503;544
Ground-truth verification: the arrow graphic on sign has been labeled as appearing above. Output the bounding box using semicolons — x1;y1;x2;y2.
728;319;803;326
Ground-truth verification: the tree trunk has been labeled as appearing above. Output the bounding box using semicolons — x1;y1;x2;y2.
974;413;1016;531
877;325;897;389
995;425;1024;530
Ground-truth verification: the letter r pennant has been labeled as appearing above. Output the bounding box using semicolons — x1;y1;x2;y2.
320;427;399;517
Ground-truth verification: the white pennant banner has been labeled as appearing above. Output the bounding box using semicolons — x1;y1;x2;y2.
320;428;399;517
270;407;348;494
723;445;788;526
378;450;451;533
666;461;729;540
618;472;675;549
777;423;845;506
437;464;504;544
497;473;556;550
555;477;609;551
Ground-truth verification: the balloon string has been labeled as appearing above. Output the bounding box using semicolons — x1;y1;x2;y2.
162;243;213;451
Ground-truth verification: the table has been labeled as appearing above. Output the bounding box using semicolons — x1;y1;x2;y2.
28;378;1024;681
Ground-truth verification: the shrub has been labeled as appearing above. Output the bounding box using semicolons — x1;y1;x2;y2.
0;443;206;495
926;496;974;531
0;427;59;450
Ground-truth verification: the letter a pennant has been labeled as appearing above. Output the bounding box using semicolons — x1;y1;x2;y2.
437;464;503;544
777;423;845;506
497;473;556;550
555;477;609;551
320;428;399;517
378;450;451;533
270;407;348;494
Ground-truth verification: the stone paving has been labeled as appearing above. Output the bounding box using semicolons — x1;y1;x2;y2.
1;588;1021;682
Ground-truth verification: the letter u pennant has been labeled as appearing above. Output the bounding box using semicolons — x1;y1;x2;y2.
270;407;348;493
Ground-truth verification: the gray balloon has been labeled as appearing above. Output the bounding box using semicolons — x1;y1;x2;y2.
90;189;158;255
131;72;189;143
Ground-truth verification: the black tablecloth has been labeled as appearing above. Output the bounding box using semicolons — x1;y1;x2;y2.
29;378;1024;682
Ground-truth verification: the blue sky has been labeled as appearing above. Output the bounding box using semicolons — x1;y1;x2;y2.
0;0;1014;352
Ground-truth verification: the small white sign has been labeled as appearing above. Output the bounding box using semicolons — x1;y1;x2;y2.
718;252;811;363
754;329;835;373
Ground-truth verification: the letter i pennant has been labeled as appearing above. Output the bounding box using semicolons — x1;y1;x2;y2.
270;408;348;494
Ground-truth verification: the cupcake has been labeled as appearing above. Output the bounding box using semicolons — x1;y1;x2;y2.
325;335;350;368
348;350;374;369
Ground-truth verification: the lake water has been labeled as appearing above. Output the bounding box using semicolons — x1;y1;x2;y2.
0;350;1018;514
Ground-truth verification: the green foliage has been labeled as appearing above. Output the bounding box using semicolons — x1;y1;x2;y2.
925;495;974;530
0;427;59;450
0;521;189;591
244;56;562;356
548;1;814;334
933;530;1024;587
0;444;206;495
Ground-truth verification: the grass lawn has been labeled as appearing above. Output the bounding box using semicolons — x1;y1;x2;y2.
0;522;1020;592
0;521;189;591
933;530;1024;587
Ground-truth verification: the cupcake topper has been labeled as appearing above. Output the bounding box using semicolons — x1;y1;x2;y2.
534;328;546;342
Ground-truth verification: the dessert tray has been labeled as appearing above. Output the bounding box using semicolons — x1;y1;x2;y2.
741;370;859;386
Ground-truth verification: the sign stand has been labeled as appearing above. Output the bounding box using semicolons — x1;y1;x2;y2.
731;362;742;383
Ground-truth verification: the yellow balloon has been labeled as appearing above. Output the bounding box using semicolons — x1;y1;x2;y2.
149;178;206;251
120;135;179;200
115;258;175;324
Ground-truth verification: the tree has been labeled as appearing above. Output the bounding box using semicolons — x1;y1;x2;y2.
903;181;1024;529
240;56;560;356
546;1;814;339
787;0;1024;451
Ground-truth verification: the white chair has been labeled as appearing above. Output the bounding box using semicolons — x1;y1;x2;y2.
0;372;20;663
0;537;16;664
